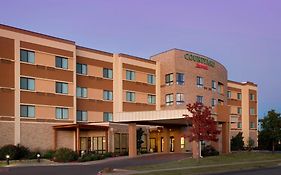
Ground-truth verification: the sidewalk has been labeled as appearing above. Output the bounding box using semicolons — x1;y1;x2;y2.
1;152;178;168
101;159;281;175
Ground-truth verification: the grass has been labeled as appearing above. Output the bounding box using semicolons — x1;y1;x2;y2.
128;152;281;175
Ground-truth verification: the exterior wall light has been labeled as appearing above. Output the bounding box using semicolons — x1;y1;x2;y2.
6;155;10;165
37;153;41;163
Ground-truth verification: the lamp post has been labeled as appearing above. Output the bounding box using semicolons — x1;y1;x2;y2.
37;153;41;163
6;155;10;165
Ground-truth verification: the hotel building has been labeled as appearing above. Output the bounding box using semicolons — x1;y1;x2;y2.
0;24;258;157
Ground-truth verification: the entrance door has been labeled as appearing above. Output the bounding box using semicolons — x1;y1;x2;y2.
170;136;175;152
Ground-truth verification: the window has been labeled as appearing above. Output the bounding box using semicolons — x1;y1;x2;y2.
55;56;68;69
237;93;242;100
76;63;87;75
176;73;184;85
20;49;35;63
196;96;203;103
165;94;173;106
218;99;224;105
20;105;35;118
250;122;255;129
176;93;184;104
56;108;68;119
20;77;35;91
147;74;155;85
237;122;242;129
76;87;87;98
217;82;224;94
181;137;185;149
196;76;204;88
212;80;216;91
103;112;113;122
165;73;173;85
250;108;256;115
77;110;87;122
211;98;216;107
126;91;135;102
103;90;113;101
250;94;255;101
103;68;113;79
92;136;106;154
148;94;156;104
126;70;135;80
227;91;232;99
237;107;242;115
56;82;68;94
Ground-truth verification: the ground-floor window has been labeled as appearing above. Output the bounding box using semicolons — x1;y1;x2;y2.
150;138;157;152
114;133;128;153
93;136;106;154
80;136;106;154
181;137;185;149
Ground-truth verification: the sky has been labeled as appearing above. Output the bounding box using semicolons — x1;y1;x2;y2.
0;0;280;118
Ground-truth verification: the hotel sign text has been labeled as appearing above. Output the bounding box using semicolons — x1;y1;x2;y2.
184;54;215;67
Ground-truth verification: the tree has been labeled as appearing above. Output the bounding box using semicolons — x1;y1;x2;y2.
183;102;220;159
231;132;244;151
259;110;281;153
136;128;144;154
247;137;255;151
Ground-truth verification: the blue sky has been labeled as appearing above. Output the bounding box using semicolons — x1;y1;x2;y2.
1;0;280;117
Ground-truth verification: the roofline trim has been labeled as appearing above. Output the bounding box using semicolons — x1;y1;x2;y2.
0;24;75;45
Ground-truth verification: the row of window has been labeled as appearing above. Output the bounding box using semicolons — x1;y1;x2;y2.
237;122;255;129
227;91;256;101
126;70;155;84
165;73;224;93
20;77;155;104
126;92;156;104
20;105;113;122
165;94;223;106
236;107;256;115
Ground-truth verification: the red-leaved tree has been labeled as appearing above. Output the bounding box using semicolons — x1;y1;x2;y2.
183;102;220;158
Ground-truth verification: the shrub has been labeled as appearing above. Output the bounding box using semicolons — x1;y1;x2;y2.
78;153;101;162
201;145;219;157
43;150;55;160
54;148;78;162
103;152;113;158
231;132;245;151
16;145;31;159
0;145;18;160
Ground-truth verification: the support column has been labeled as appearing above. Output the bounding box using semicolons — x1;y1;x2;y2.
53;129;57;150
105;130;109;152
174;129;181;153
163;128;169;153
222;122;230;154
128;123;137;157
75;127;80;153
192;141;200;159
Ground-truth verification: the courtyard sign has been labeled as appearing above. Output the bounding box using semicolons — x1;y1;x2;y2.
184;54;215;67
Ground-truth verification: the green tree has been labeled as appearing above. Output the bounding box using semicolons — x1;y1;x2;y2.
259;110;281;153
231;132;244;151
137;128;144;154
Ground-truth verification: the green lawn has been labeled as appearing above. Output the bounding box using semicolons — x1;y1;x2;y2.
128;152;281;175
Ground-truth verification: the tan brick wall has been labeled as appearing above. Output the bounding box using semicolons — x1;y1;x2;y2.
20;122;55;151
57;130;74;150
0;121;14;147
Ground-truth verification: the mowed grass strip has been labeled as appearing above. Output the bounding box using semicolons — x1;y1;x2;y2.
128;152;281;171
136;160;281;175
